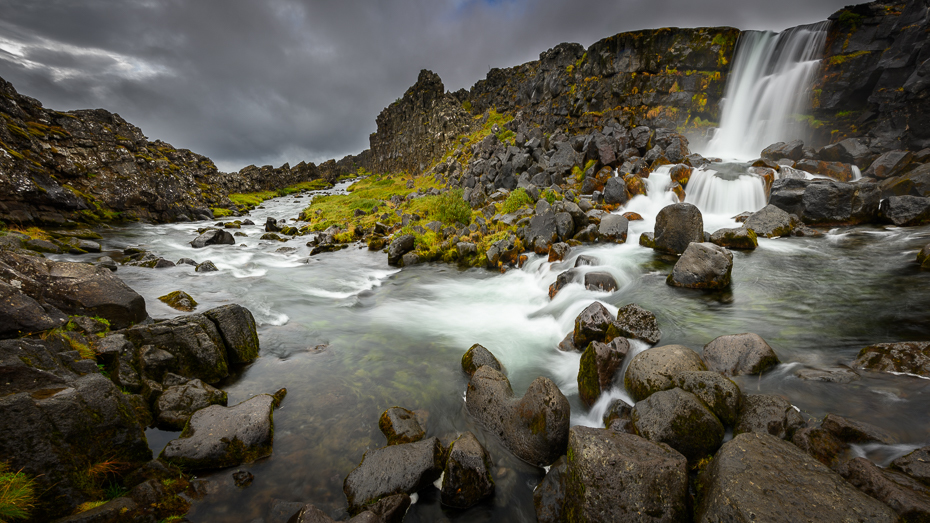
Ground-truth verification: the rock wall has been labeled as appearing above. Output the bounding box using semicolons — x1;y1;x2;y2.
812;0;930;150
369;27;739;176
213;150;371;195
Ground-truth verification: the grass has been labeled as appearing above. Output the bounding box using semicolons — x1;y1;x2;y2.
227;179;334;212
0;463;37;522
500;188;534;214
5;225;51;242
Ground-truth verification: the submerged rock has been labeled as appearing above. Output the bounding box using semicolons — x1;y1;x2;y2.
853;341;930;377
440;431;495;509
465;366;569;466
343;437;443;514
696;432;898;522
702;333;780;376
160;393;276;471
158;290;198;312
666;242;733;289
624;344;707;402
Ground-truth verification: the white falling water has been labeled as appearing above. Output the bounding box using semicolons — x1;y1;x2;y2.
705;22;830;160
684;166;767;215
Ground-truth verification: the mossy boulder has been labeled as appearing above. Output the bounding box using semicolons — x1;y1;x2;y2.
577;338;630;406
154;379;228;431
465;366;569;467
572;301;614;347
440;431;495;509
743;204;798;238
378;407;426;446
702;333;780;377
734;394;805;440
709;226;757;250
631;387;724;463
123;314;229;384
606;303;661;345
853;341;930;377
461;343;505;377
160;393;276;471
672;370;741;426
625;344;707;402
158;290;198;312
343;437;444;515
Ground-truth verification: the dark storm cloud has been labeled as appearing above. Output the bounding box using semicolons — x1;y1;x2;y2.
0;0;851;172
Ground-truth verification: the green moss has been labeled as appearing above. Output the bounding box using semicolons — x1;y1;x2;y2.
211;207;233;218
826;50;871;66
499;188;534;214
838;10;864;30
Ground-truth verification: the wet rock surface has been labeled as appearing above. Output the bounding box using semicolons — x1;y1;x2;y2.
702;332;780;376
734;394;805;440
672;370;741;426
440;431;495;509
154;379;228;431
378;407;426;446
666;242;733;289
461;343;505;376
632;387;725;462
853;341;930;377
652;202;704;255
343;437;443;514
607;303;661;345
625;344;707;402
577;337;629;406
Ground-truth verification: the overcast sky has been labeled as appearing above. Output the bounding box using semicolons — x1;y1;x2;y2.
0;0;852;172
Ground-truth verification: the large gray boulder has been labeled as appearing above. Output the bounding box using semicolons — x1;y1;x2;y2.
0;250;146;331
837;457;930;523
465;366;570;467
343;437;443;514
596;214;628;243
696;432;898;522
632;388;724;462
603;177;629;205
535;427;689;523
160;393;276;471
624;345;707;402
387;234;415;266
743;204;798;238
853;341;930;378
577;338;630;406
666;242;733;290
702;333;780;376
878;195;930;226
572;301;614;347
0;279;67;337
190;228;235;248
123;314;230;383
734;394;805;440
769;178;881;225
461;343;505;376
653;203;704;255
607;303;661;345
672;371;741;426
154;379;228;431
440;431;495;509
202;304;261;364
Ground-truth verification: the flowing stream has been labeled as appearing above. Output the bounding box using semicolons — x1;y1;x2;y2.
51;21;930;522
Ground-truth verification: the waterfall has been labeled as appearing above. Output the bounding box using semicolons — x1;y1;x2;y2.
705;22;830;160
684;166;766;215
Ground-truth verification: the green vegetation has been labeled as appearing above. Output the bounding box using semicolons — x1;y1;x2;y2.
500;188;534;214
826;50;871;66
0;463;37;522
226;179;334;213
838;10;864;30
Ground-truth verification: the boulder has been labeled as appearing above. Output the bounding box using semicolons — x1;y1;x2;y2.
709;226;757;249
161;393;276;470
762;140;804;161
572;301;614;347
853;341;930;377
574;254;599;267
920;244;930;267
461;343;505;376
0;280;67;337
734;394;805;440
343;437;443;514
790;427;846;467
632;388;725;462
795;159;856;182
877;195;930;226
769;178;881;225
653;203;704;255
880;163;930;198
465;366;570;467
596;214;628;243
864;150;914;179
583;271;617;293
387;234;415;266
892;446;930;485
190;229;235;248
606;303;661;345
603;398;636;434
378;407;425;446
195;260;218;272
821;413;896;445
672;371;741;426
536;427;689;523
533;455;569;523
440;431;495;509
624;344;707;402
816;138;872;167
669;164;692;186
202;304;261;365
0;251;146;330
743;204;798;238
526;211;559;251
154;379;228;431
577;338;630;406
836;457;930;523
696;432;898;523
548;269;578;299
603;177;628;205
702;333;780;376
547;242;570;262
666;242;733;290
123;313;230;383
158;290;198;312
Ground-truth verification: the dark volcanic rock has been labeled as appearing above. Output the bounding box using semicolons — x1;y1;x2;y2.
864;150;914;179
572;301;614;347
836;457;930;523
892;446;930;486
0;280;67;337
606;303;661;345
379;407;426;446
790;426;846;467
461;343;505;376
744;203;800;238
624;344;707;402
734;394;805;440
877;195;930;226
343;437;443;514
160;393;276;471
543;426;689;523
577;338;630;406
653;202;704;255
696;432;898;523
387;234;415;266
123;313;230;383
702;332;780;376
709;226;758;249
821;413;896;445
769;178;881;225
596;214;628;243
583;271;618;293
533;455;568;523
853;341;930;377
154;379;228;431
465;366;570;466
666;242;733;289
440;431;495;509
202;304;261;365
672;371;741;426
190;229;235;248
631;387;725;462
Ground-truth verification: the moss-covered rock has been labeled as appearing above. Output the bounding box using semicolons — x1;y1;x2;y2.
158;290;198;312
461;343;505;377
378;406;425;446
577;338;629;406
709;226;757;250
440;431;495;509
672;371;741;426
853;341;930;378
624;344;707;402
631;387;725;463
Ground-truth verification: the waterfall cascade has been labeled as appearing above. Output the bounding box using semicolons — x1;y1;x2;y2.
705;22;830;160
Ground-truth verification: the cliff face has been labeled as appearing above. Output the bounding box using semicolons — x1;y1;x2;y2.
369;27;739;176
0;77;227;225
812;0;930;150
216;150;371;195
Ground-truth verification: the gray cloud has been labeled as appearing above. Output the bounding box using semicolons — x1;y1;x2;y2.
0;0;852;172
